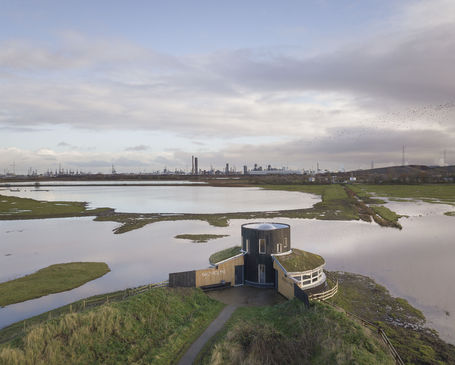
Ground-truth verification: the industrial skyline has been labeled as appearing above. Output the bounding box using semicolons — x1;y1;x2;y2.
1;1;454;174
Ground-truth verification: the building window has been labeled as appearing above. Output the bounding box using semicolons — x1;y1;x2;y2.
276;243;282;253
284;237;288;248
259;239;266;254
245;239;249;252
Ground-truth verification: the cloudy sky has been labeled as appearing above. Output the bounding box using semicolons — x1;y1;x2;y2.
1;0;454;174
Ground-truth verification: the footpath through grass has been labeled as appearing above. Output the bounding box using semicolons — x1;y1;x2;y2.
0;287;224;365
328;271;455;365
198;299;394;365
0;262;110;307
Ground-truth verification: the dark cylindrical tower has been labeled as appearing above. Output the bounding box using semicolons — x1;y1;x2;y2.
241;223;291;287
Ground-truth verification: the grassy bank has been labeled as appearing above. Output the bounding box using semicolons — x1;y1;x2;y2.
0;287;224;365
0;194;112;220
174;234;229;243
328;271;455;364
209;246;242;265
198;299;394;364
370;205;401;224
0;262;110;307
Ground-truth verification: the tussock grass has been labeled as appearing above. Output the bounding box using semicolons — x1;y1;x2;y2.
0;288;224;365
0;262;110;307
202;300;394;365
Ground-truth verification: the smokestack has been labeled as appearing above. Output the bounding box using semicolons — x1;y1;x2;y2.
194;157;198;175
192;156;194;174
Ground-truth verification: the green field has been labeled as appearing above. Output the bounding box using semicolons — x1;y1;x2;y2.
174;234;229;243
198;299;394;365
0;262;110;307
328;271;455;364
0;288;224;365
0;194;111;220
353;184;455;204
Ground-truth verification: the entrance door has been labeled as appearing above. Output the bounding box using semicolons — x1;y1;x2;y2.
235;265;244;286
258;264;266;284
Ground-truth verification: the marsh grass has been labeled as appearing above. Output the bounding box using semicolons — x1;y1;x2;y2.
0;262;110;307
174;234;229;243
0;194;111;220
200;300;394;365
354;184;455;205
328;271;455;365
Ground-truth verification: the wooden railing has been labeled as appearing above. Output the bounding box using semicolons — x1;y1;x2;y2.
80;280;168;309
324;300;405;365
0;280;169;345
308;280;338;301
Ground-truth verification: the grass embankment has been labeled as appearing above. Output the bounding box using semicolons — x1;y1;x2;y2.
174;234;229;243
0;287;224;365
209;246;242;265
275;249;325;272
0;263;110;307
344;185;402;228
328;271;455;365
198;299;394;365
0;194;112;220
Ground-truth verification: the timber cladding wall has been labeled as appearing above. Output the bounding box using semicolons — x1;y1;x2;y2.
274;260;295;300
169;270;196;287
195;255;244;287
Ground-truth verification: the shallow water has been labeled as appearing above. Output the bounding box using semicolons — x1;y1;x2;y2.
0;195;454;345
0;185;319;213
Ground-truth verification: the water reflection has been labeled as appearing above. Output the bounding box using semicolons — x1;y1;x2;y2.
0;199;454;345
0;186;319;213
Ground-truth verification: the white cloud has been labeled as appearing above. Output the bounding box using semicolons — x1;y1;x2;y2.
0;0;454;171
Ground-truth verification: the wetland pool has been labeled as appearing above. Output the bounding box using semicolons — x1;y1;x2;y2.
0;185;319;213
0;192;454;345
